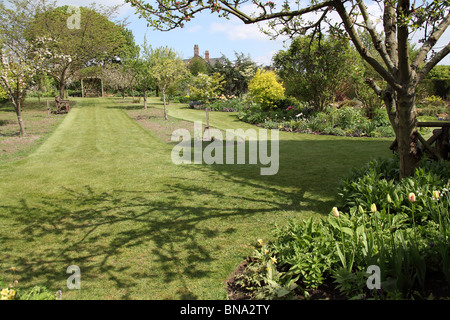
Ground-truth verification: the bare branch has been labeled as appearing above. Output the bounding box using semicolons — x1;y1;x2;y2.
412;13;450;73
416;42;450;84
333;0;403;93
397;0;411;84
357;0;396;73
383;1;398;67
365;77;383;96
225;1;335;24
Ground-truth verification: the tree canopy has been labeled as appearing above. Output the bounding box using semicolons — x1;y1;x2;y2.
273;35;360;110
27;3;126;98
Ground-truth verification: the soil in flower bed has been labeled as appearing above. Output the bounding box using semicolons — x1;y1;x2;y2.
226;259;450;300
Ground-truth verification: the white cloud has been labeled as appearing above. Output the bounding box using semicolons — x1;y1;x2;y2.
253;50;278;66
54;0;133;18
185;25;202;33
209;22;270;41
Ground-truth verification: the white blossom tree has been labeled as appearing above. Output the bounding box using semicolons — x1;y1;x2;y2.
0;0;51;136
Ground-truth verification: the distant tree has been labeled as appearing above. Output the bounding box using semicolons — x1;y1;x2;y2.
274;35;359;111
426;65;450;80
102;64;136;99
151;47;189;120
28;3;126;98
115;27;141;99
210;52;257;97
188;56;209;76
189;72;224;104
135;40;156;109
33;73;56;103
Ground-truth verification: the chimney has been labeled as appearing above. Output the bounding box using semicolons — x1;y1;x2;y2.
194;45;199;57
205;51;210;62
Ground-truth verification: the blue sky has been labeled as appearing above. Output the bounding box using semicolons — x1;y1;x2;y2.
55;0;288;66
55;0;449;66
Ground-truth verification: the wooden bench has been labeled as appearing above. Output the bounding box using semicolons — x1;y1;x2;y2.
390;121;450;160
54;96;70;114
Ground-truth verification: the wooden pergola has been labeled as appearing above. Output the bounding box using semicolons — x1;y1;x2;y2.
81;77;104;98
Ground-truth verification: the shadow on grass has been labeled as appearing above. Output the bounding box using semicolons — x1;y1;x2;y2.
176;136;393;213
0;126;392;299
105;104;147;110
0;131;21;137
0;181;280;299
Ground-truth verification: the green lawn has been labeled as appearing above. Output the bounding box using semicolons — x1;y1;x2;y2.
0;97;392;299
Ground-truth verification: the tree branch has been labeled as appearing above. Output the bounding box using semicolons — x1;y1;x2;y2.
397;0;411;84
333;0;403;93
222;1;335;24
383;1;398;68
365;77;383;96
412;13;450;75
357;0;396;74
416;43;450;84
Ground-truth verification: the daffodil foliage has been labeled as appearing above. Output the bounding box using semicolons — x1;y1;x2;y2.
126;0;449;178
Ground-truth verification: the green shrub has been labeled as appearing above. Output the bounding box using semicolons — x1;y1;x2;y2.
18;286;60;300
323;127;346;136
178;95;191;103
337;157;450;222
272;96;300;110
334;106;366;130
235;99;395;137
371;107;391;127
1;280;60;300
209;97;246;112
234;157;450;300
374;125;395;137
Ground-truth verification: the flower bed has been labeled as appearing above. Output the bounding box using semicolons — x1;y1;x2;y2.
228;157;450;300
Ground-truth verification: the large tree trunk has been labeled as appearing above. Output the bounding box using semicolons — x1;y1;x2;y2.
57;66;70;99
59;79;66;99
383;85;419;178
396;90;419;178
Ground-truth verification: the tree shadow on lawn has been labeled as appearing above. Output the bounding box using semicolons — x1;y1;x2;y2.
0;181;282;299
179;135;393;216
105;102;165;110
0;135;392;299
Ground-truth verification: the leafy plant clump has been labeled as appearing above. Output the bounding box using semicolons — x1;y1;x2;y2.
237;101;395;138
231;157;450;300
1;277;61;300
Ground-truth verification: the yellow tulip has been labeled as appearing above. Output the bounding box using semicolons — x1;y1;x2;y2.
371;204;377;213
408;193;416;202
433;190;440;200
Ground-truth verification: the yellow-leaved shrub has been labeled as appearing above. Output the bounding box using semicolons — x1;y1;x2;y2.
248;69;285;110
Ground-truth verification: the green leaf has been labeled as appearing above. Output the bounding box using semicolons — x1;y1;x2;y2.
341;227;354;237
335;242;346;269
